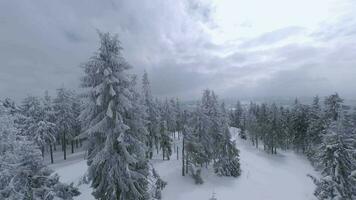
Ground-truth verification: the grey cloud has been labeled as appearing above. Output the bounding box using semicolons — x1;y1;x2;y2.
1;0;356;102
239;26;305;49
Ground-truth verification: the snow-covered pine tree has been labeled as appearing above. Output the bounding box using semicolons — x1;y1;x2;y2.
257;103;270;151
20;95;43;136
169;98;178;133
70;93;81;153
0;101;80;200
21;95;56;158
306;96;327;162
30;120;56;158
324;93;344;122
128;75;166;199
160;120;172;160
184;105;209;183
278;106;291;150
80;32;164;200
309;130;356;199
230;100;243;129
142;70;161;159
175;98;183;138
161;98;176;134
265;103;279;154
54;87;75;160
291;99;309;153
213;102;241;177
246;102;259;147
199;90;219;161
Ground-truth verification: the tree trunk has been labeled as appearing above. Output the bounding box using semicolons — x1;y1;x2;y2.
76;139;79;148
177;146;179;160
185;153;189;174
162;149;165;160
49;144;54;164
63;133;67;160
41;146;45;158
71;140;74;154
182;138;185;176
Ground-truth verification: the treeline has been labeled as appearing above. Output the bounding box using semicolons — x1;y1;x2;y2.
3;87;82;164
230;94;356;199
0;96;80;198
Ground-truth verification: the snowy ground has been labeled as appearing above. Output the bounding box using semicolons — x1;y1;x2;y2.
52;128;318;200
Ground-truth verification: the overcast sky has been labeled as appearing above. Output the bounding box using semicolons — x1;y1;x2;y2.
1;0;356;101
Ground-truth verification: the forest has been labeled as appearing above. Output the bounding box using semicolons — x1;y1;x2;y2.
1;32;356;200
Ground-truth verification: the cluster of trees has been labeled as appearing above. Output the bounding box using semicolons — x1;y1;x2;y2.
142;71;183;161
0;97;80;199
0;32;242;200
79;32;241;199
180;90;241;184
230;94;356;199
17;87;82;163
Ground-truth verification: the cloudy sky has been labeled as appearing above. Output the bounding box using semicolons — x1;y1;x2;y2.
1;0;356;101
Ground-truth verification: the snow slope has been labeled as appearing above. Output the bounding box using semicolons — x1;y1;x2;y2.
53;127;318;200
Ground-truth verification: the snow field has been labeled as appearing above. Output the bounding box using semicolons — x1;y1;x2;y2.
53;127;318;200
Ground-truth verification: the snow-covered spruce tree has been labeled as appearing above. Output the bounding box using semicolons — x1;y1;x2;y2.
246;102;259;147
230;100;243;129
70;93;81;153
290;99;310;153
199;90;219;161
21;95;57;158
142;70;161;159
175;98;183;137
0;102;80;200
278;106;291;150
257;103;270;151
213;102;241;177
20;96;43;136
80;32;164;200
161;98;176;134
160;120;172;160
42;91;58;163
184;125;205;184
184;105;209;184
30;120;56;158
239;111;247;140
324;93;344;122
309;130;356;200
128;75;166;199
306;96;327;162
264;103;279;154
185;90;241;182
169;98;178;133
54;87;75;160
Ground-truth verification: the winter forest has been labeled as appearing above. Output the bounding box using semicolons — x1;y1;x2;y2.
2;1;356;200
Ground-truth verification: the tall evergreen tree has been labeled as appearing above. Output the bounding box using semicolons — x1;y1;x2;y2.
0;101;79;200
160;120;172;160
230;100;243;128
54;87;75;160
80;32;164;200
309;131;356;199
213;102;241;177
291;99;309;153
324;93;344;122
142;70;161;159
